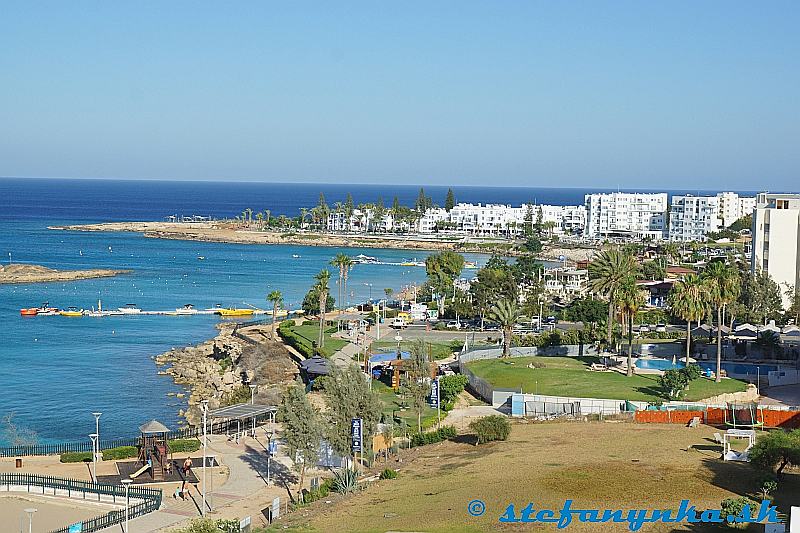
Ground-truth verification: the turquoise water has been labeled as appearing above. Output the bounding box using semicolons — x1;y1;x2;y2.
635;358;778;376
0;220;482;444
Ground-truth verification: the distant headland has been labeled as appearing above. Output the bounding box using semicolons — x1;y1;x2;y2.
0;263;131;284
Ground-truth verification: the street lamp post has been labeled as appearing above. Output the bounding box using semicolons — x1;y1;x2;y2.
88;433;98;482
249;384;256;405
23;508;36;533
92;412;102;463
200;399;209;517
121;478;132;532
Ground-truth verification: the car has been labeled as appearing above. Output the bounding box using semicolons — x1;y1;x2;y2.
639;325;651;333
446;321;462;330
390;318;407;329
655;323;667;333
543;316;558;325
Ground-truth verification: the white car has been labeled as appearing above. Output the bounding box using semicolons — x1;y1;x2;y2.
446;321;462;330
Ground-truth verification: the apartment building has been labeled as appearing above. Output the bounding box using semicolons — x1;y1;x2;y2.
584;192;668;240
751;193;800;308
668;195;721;242
717;192;756;227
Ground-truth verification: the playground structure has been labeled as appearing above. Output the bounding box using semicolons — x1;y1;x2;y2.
134;420;173;482
724;402;765;429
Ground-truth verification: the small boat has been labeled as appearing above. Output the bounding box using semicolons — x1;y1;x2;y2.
464;261;479;269
117;304;142;314
175;304;199;315
353;254;379;264
36;302;60;315
292;254;301;259
20;308;38;316
197;256;205;260
217;308;255;317
60;307;84;317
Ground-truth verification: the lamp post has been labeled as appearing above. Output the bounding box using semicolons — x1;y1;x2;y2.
249;384;256;405
88;433;98;482
200;399;209;517
23;508;36;533
92;412;102;463
121;478;132;532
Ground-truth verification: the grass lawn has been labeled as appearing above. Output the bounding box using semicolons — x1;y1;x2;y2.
467;356;748;402
372;379;441;432
281;322;349;357
272;422;799;532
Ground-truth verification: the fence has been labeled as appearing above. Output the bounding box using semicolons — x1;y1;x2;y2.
0;473;161;533
0;415;273;458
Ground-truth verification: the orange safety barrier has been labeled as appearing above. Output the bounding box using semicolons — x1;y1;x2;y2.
637;407;800;429
634;410;704;424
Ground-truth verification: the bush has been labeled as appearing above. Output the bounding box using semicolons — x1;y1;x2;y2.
439;374;468;409
469;415;511;444
331;468;359;494
379;468;398;480
303;477;332;504
410;425;457;447
720;497;758;528
171;518;242;532
169;438;201;453
60;445;137;463
682;364;702;381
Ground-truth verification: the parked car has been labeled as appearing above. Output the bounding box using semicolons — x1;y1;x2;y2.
655;323;667;333
446;321;462;330
390;317;407;329
544;316;558;325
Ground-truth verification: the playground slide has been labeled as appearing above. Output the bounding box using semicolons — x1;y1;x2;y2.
130;464;151;479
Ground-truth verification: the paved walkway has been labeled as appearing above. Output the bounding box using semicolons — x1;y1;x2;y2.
99;431;294;532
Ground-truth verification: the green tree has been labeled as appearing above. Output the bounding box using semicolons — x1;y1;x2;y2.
315;269;332;348
301;284;335;315
317;192;330;230
444;188;456;211
740;268;783;324
439;374;468;408
588;249;638;347
470;263;518;327
703;262;741;382
561;298;608;325
729;213;752;232
330;253;354;311
344;192;355;220
669;274;705;364
266;290;283;340
403;340;432;432
521;236;542;254
749;429;800;479
489;299;520;357
322;365;381;461
415;187;427;212
523;204;534;236
424;251;465;316
278;383;323;500
616;281;647;377
639;259;666;281
785;283;800;325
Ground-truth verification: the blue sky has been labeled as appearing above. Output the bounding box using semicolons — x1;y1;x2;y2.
0;2;797;189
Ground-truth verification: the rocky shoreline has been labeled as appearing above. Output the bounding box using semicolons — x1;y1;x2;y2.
0;263;131;284
155;322;299;428
50;221;598;262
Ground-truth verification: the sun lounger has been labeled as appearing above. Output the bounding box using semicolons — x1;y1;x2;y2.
687;416;700;428
588;363;610;372
713;432;723;444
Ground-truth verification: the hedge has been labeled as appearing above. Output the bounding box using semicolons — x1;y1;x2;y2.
410;425;457;447
60;445;137;463
59;440;199;463
469;415;511;444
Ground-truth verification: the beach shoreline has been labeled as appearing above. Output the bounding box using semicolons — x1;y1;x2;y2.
49;221;598;262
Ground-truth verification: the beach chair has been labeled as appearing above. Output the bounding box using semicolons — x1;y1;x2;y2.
588;363;609;372
687;416;700;428
713;432;723;444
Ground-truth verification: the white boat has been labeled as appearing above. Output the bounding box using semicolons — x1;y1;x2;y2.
353;254;379;264
175;304;199;315
292;254;301;258
117;304;142;314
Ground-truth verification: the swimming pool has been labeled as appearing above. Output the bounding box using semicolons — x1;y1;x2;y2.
635;358;779;376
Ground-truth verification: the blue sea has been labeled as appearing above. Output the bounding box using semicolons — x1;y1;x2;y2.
0;178;757;444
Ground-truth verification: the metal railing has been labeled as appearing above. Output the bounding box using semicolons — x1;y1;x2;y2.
0;473;161;533
0;416;272;458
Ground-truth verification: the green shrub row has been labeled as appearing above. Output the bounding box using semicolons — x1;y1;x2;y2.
410;425;457;447
60;445;138;463
60;440;199;463
278;321;315;358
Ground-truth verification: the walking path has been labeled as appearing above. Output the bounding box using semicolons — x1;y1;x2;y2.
98;430;295;532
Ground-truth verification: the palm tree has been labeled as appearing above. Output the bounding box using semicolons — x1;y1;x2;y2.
264;209;271;227
329;253;351;313
316;269;331;349
668;274;705;365
588;249;638;349
299;208;309;229
616;281;648;377
703;262;741;382
255;212;264;230
266;290;283;339
488;299;520;357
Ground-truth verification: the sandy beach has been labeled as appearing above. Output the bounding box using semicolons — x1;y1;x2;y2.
49;221;598;262
0;264;131;284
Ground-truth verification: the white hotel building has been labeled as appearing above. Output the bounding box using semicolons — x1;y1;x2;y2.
669;192;756;242
584;192;668;240
751;193;800;309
